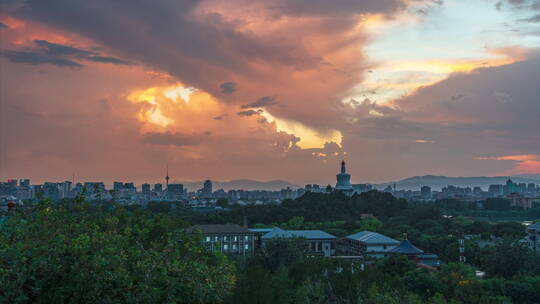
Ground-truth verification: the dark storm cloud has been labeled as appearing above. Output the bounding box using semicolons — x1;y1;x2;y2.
0;50;83;67
270;0;405;16
0;0;410;132
220;82;237;94
0;22;8;29
371;55;540;151
34;39;93;57
85;55;131;65
241;96;276;109
141;131;207;146
1;39;131;67
237;109;262;117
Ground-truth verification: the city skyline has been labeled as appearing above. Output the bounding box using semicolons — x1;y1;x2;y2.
1;0;540;185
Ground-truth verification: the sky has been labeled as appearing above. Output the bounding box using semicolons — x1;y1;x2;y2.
0;0;539;185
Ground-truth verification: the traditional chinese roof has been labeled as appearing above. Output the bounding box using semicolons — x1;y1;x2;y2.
389;240;424;255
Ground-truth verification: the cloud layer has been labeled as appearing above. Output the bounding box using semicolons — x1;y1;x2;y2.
1;0;539;184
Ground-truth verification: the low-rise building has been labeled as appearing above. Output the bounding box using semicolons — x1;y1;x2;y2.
255;227;336;256
527;222;540;253
186;224;255;255
338;231;400;258
389;239;441;267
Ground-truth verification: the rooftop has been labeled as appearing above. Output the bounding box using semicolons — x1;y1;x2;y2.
527;222;540;230
344;231;400;245
390;240;424;255
185;224;253;234
261;227;336;240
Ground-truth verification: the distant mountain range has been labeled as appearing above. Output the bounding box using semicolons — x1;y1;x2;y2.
176;179;300;191
175;174;540;191
375;175;540;191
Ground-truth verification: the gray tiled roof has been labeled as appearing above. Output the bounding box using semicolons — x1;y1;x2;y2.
249;228;274;233
390;240;424;254
528;222;540;230
186;224;253;234
344;231;400;245
262;227;336;240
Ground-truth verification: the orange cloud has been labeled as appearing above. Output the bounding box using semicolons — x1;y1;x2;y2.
476;154;540;174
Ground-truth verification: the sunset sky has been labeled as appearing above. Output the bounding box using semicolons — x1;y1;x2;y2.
1;0;539;185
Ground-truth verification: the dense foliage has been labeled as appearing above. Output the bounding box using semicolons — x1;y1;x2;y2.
1;191;539;303
0;200;235;303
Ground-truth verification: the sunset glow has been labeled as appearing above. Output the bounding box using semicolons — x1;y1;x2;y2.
1;0;539;184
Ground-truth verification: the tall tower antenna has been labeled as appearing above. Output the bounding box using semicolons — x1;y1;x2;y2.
165;165;170;190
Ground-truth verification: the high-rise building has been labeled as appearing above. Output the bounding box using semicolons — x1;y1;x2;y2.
505;179;519;194
518;183;527;194
154;183;163;193
421;186;432;197
19;179;30;187
473;186;482;195
142;183;151;194
488;184;503;196
84;182;106;193
113;182;124;191
168;184;184;196
203;180;213;196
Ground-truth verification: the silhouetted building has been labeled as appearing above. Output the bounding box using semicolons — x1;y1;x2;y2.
141;183;151;194
168;184;184;198
113;182;124;191
203;180;212;196
421;186;432;198
335;161;354;195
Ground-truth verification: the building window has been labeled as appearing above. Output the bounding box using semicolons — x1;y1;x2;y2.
244;244;249;250
310;242;316;251
244;235;249;241
383;245;387;250
330;242;335;249
234;236;238;241
205;236;211;242
317;242;322;251
223;236;228;241
233;244;237;250
224;244;229;251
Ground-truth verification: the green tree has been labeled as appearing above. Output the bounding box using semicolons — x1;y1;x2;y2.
0;201;235;303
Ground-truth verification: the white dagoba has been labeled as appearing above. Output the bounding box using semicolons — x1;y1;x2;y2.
335;160;354;193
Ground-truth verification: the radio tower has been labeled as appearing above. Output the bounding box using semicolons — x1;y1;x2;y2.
165;165;170;190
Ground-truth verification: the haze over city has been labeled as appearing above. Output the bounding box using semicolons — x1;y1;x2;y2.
1;0;540;184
